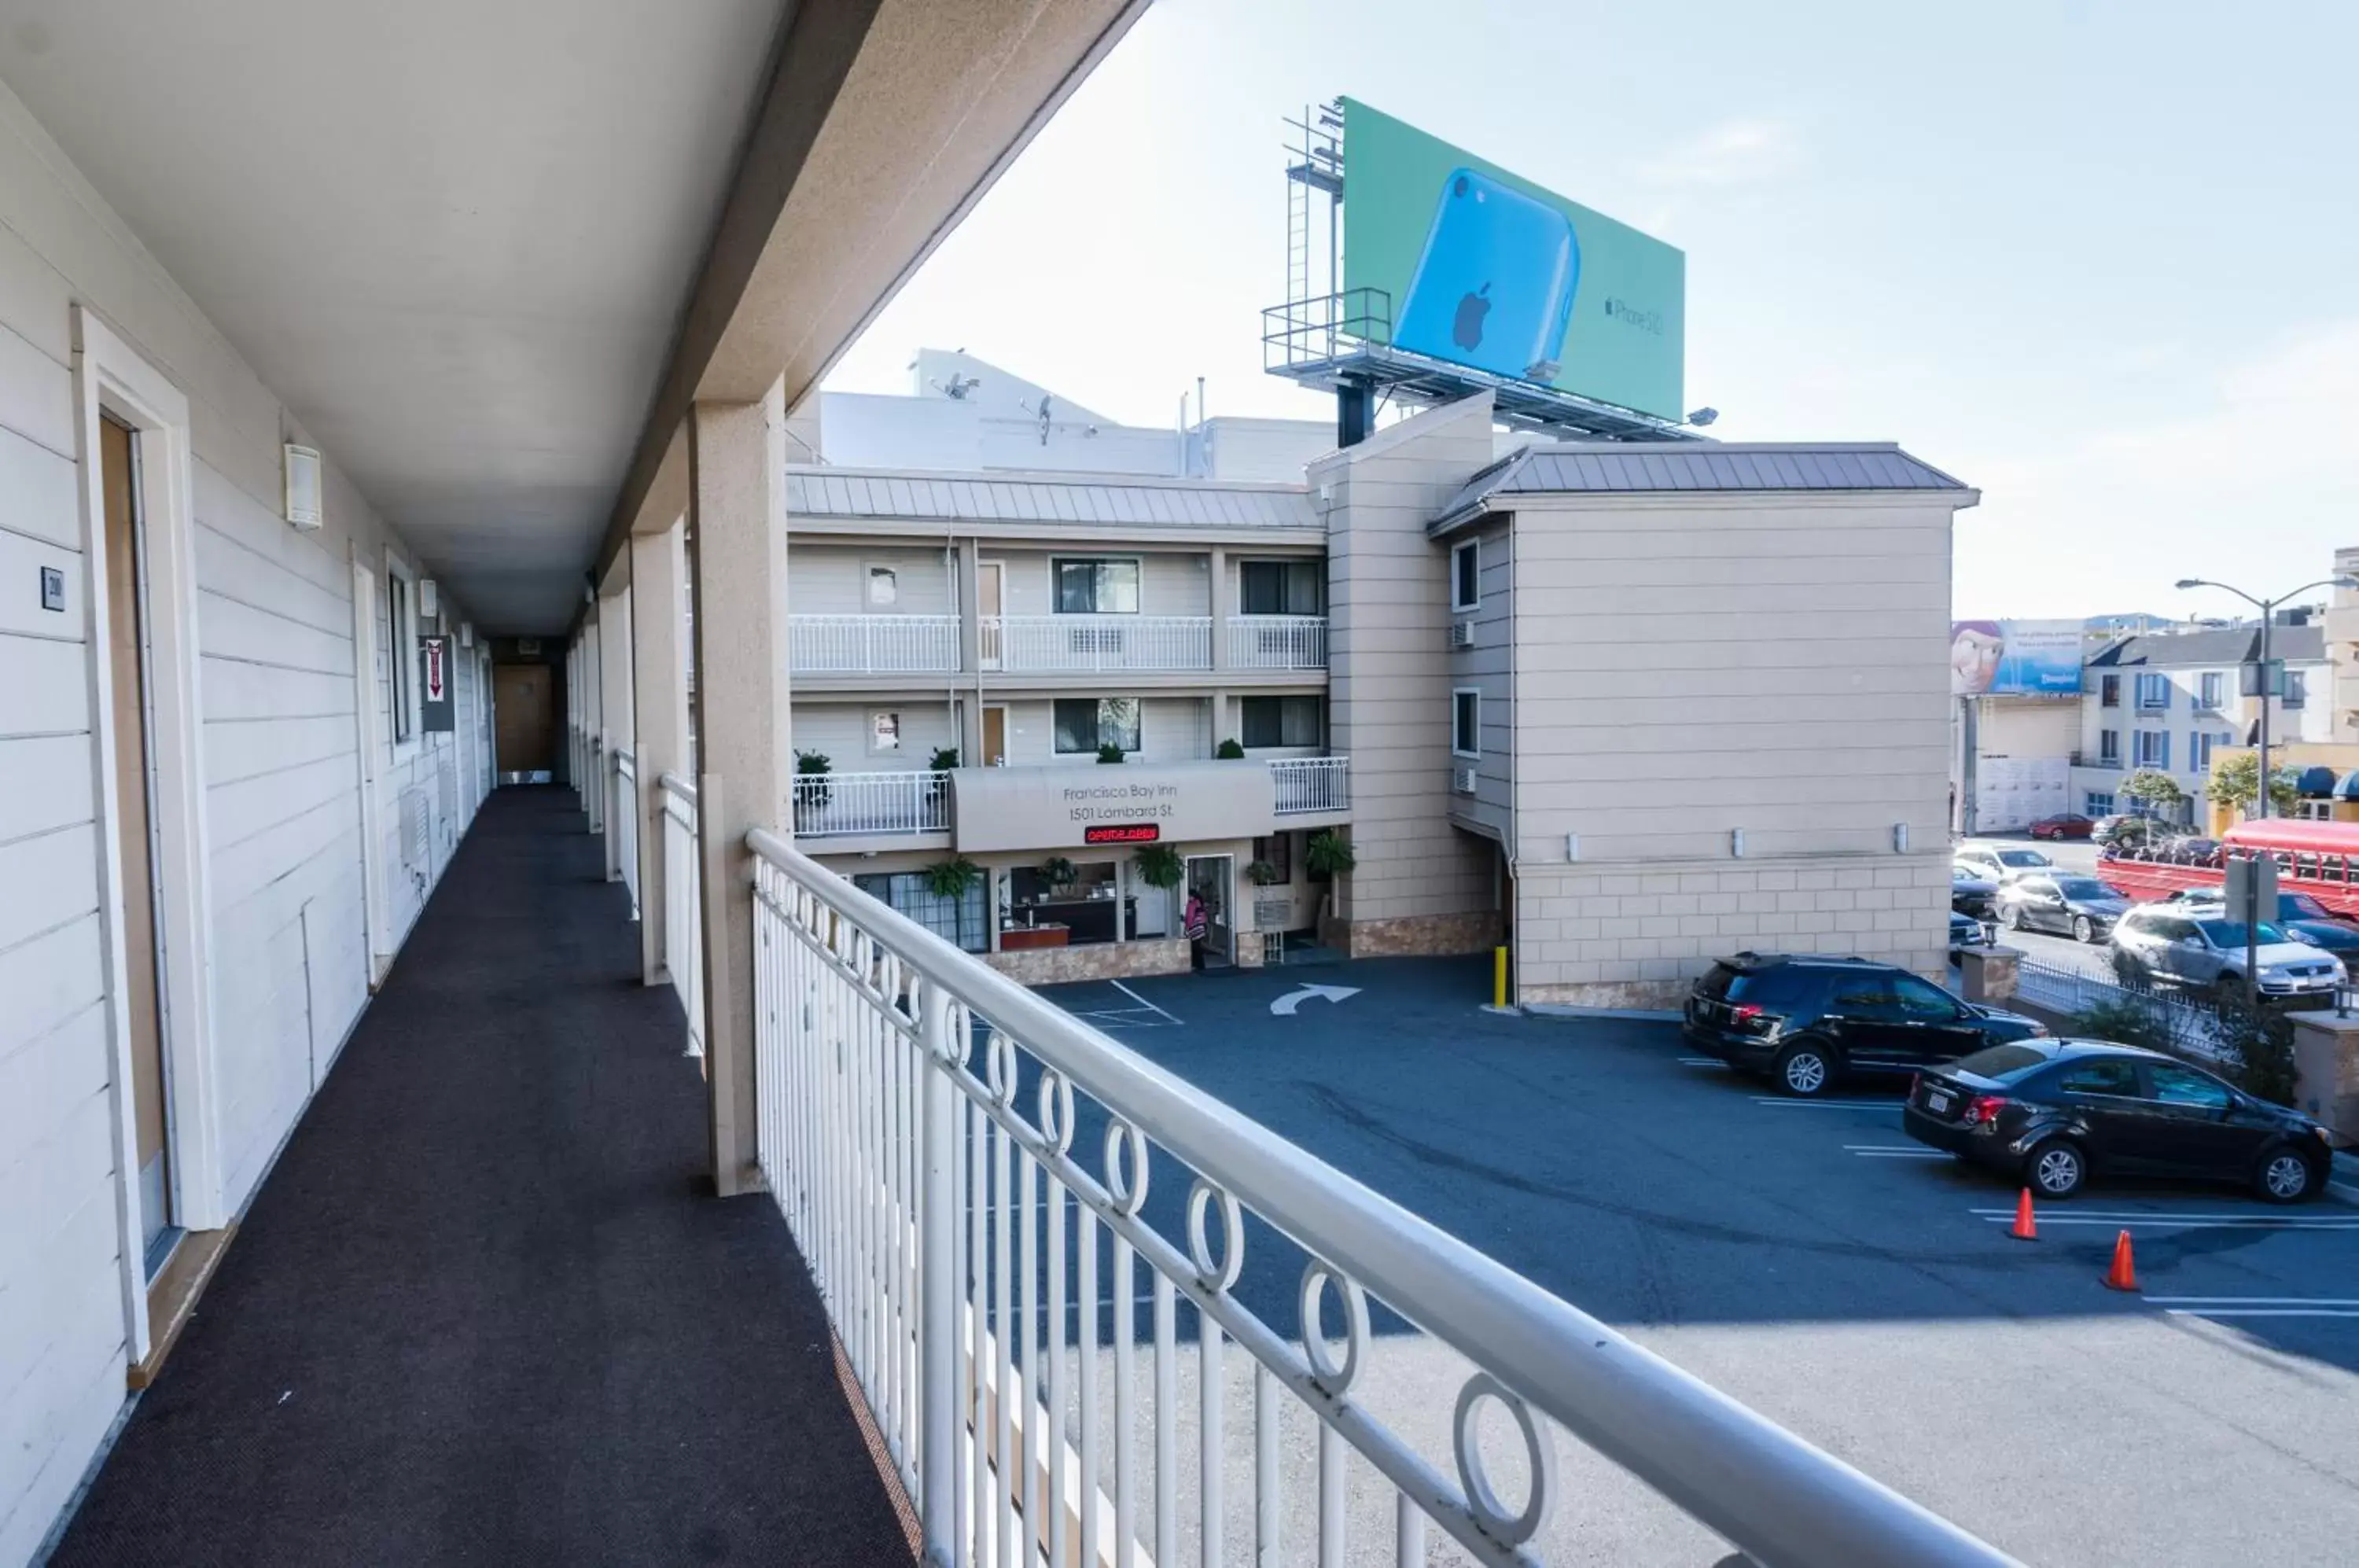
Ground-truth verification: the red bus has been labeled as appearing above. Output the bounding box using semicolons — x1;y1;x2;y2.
2097;817;2359;917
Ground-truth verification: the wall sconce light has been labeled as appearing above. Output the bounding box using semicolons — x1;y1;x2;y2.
1565;834;1579;862
1893;822;1910;853
1730;828;1746;859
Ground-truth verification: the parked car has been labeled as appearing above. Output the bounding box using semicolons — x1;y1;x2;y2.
1950;863;2001;918
1683;953;2047;1098
1994;873;2132;944
2160;889;2359;955
2105;834;2221;867
1955;841;2055;882
2028;812;2095;841
2093;814;2169;848
2107;904;2343;1002
1950;909;1992;948
1904;1040;2332;1202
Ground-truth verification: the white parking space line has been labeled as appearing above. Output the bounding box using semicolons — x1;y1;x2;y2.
1970;1209;2359;1231
1109;980;1182;1026
2146;1296;2359;1306
1676;1056;1725;1068
1755;1094;1897;1108
1846;1145;1951;1160
2162;1307;2359;1320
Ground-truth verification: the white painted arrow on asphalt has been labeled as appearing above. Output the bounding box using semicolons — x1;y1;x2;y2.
1269;982;1360;1017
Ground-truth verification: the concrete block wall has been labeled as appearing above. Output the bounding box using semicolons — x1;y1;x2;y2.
1315;395;1504;956
1515;854;1952;1010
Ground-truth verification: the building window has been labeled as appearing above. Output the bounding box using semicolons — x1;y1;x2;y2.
1239;559;1323;616
1054;558;1140;614
2197;671;2224;709
867;565;898;607
2284;668;2308;709
1251;832;1291;884
854;872;986;952
1450;539;1480;612
1452;688;1481;759
387;568;417;744
2100;674;2120;708
1054;697;1142;754
2098;729;2120;764
2085;792;2115;817
1240;695;1323;749
2134;672;2170;710
2133;729;2169;768
870;710;902;753
2191;731;2218;768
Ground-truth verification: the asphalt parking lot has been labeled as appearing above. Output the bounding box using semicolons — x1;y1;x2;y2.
1031;955;2359;1566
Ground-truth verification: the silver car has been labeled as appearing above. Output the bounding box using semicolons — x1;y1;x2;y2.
1956;841;2054;882
2108;905;2345;1000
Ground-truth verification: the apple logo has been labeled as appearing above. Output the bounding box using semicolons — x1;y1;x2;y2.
1452;282;1491;352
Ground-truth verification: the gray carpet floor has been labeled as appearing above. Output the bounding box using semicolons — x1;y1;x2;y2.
50;786;915;1566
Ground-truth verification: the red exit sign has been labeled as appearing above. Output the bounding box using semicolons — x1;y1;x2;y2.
1084;823;1161;845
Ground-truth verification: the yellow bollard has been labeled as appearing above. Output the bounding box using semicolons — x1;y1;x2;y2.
1493;944;1509;1010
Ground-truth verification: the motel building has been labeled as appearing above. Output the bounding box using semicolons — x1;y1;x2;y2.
0;10;2009;1567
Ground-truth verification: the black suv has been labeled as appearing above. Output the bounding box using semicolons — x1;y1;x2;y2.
1684;952;2048;1097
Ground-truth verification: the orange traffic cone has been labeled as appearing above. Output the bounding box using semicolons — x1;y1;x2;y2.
2104;1229;2139;1292
2009;1188;2037;1241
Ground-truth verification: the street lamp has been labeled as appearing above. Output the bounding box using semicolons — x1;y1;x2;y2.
2174;576;2359;821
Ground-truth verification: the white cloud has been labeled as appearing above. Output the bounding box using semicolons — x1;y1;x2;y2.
1640;118;1805;188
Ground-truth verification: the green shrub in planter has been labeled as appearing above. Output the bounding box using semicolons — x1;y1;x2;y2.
1305;830;1356;878
921;857;982;900
1216;738;1246;760
1245;859;1283;886
929;746;961;771
1040;856;1077;893
1097;744;1125;764
1132;843;1184;890
794;749;833;809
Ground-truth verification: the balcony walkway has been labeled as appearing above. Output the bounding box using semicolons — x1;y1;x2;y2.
50;787;914;1567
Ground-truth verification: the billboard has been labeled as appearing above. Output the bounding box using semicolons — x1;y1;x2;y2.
1341;99;1685;420
1951;620;2083;697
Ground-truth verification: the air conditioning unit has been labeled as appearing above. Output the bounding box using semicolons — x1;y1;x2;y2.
282;444;324;531
1452;765;1478;795
1448;620;1474;650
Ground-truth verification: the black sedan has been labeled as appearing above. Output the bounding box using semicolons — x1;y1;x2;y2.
1904;1040;2333;1202
1994;873;2132;943
1950;863;2000;918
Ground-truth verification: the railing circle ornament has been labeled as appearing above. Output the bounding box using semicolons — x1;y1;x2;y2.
1452;1371;1556;1547
1297;1261;1369;1394
984;1031;1020;1106
1102;1120;1150;1216
1036;1069;1076;1154
1187;1179;1245;1293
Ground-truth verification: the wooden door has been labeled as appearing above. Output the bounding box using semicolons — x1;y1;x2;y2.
102;414;172;1267
495;664;555;774
977;562;1003;671
982;705;1008;767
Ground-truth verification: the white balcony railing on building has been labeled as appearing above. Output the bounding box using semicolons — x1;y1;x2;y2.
743;830;2018;1568
1269;754;1349;815
659;772;702;1058
990;614;1213;672
1227;615;1327;671
789;613;962;675
791;770;951;837
615;748;640;918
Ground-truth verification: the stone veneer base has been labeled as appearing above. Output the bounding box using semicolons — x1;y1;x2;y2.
984;937;1190;985
1326;911;1503;960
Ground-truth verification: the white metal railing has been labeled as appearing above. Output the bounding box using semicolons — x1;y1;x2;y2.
793;771;951;837
2011;959;2230;1059
660;772;703;1058
1269;755;1349;815
745;830;2017;1568
790;614;962;675
1227;615;1328;671
616;748;640;919
990;615;1213;672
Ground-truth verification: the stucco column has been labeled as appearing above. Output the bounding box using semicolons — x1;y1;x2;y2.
581;605;603;832
598;581;635;882
631;522;690;988
955;538;982;763
1209;547;1229;672
689;385;790;1198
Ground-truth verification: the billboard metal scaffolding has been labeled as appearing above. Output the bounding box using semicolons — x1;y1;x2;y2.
1263;101;1699;444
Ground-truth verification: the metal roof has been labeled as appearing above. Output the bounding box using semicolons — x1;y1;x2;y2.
786;466;1318;531
2089;624;2324;668
1431;441;1970;532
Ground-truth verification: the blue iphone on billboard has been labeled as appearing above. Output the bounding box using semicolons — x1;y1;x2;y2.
1396;169;1578;381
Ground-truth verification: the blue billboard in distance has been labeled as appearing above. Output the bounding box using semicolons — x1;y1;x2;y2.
1951;620;2083;697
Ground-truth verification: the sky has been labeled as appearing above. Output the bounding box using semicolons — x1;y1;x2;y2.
826;1;2359;621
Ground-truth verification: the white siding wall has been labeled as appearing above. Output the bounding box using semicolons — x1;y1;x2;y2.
792;700;960;770
786;543;956;617
0;82;480;1565
1446;520;1514;844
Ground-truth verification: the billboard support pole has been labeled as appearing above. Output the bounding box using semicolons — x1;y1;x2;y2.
1959;696;1978;837
1337;374;1373;448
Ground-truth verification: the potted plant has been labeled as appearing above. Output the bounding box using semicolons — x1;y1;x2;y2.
1040;856;1078;896
794;749;832;825
1216;738;1246;760
1245;859;1283;886
1305;828;1356;880
926;746;959;811
1097;743;1126;764
921;858;984;948
1132;843;1184;891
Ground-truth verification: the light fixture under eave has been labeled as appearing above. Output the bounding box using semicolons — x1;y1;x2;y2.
283;444;323;531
